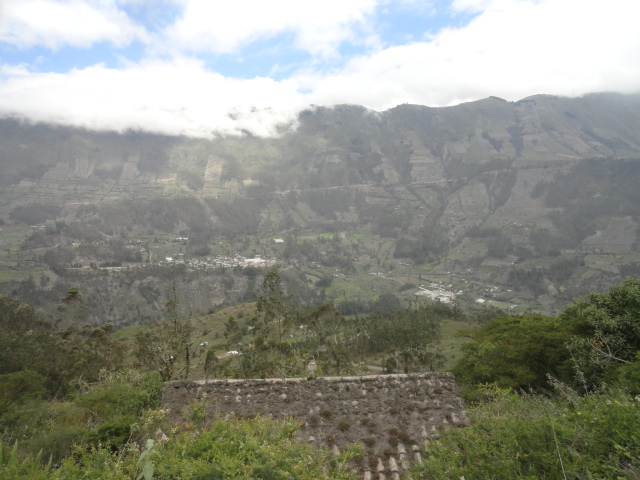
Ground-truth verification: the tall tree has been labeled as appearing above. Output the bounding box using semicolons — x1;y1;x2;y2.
136;282;195;381
223;315;242;350
56;287;87;332
1;293;123;396
368;300;444;373
306;304;352;375
255;267;291;346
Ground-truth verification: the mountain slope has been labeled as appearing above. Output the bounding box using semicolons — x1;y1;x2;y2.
1;92;639;320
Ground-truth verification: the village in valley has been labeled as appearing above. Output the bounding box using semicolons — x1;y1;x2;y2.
2;221;526;323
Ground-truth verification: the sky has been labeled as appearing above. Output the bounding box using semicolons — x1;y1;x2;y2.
1;0;639;138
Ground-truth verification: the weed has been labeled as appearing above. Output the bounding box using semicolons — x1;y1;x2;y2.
186;394;207;425
326;434;335;446
362;437;376;448
398;430;412;444
337;419;350;432
308;415;320;428
135;439;159;480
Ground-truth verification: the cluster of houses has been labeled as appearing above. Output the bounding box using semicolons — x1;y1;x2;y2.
414;286;457;303
161;254;276;270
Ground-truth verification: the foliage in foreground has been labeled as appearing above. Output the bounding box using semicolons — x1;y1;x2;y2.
562;277;640;389
454;278;640;397
0;369;163;462
411;386;640;480
429;279;640;478
452;313;577;392
0;417;358;480
3;276;640;479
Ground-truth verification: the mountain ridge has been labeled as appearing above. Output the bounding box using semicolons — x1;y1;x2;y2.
1;92;639;322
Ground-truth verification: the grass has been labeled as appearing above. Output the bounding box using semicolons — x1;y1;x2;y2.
0;234;46;281
419;263;436;271
0;266;45;282
376;239;395;265
410;388;640;480
324;274;407;304
348;233;367;241
318;232;338;239
2;416;357;480
439;317;476;370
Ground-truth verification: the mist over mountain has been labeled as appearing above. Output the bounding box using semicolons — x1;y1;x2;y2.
1;92;640;323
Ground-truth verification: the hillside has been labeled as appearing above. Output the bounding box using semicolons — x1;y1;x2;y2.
2;278;640;479
1;92;640;322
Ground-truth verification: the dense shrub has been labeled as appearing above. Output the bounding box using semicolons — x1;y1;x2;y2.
1;418;359;480
453;314;577;393
563;277;640;390
0;369;163;462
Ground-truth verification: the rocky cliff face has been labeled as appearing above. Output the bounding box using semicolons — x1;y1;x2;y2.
3;93;640;202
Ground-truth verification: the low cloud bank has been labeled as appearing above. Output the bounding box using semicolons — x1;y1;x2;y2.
1;0;639;137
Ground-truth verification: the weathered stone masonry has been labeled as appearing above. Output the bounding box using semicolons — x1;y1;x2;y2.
163;373;468;479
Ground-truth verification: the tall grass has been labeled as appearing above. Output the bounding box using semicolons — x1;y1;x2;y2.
411;387;640;479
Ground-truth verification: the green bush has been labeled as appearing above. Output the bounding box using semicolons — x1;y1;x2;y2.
616;352;640;396
29;424;90;463
453;314;577;394
1;369;163;461
0;370;46;417
563;277;640;389
86;415;135;449
410;388;640;479
77;384;153;420
1;400;87;446
41;417;359;480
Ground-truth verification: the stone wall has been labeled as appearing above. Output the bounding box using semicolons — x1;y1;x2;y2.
163;373;469;479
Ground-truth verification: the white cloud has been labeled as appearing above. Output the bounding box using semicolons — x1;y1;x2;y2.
0;0;639;138
164;0;378;57
450;0;499;13
302;0;640;109
0;0;147;49
0;58;306;137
